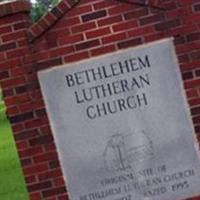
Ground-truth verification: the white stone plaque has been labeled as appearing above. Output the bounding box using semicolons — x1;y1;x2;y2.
38;38;200;200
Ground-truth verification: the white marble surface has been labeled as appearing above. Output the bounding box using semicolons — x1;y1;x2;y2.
38;38;200;200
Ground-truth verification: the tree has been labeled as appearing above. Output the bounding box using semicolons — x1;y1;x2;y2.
0;88;6;121
31;0;59;22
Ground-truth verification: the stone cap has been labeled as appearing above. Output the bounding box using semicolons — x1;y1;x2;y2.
0;0;31;18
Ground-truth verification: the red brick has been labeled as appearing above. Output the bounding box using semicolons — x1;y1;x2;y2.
15;85;27;94
53;177;65;187
16;141;29;150
57;0;70;12
67;4;92;17
44;12;57;26
29;134;53;147
93;1;114;10
28;181;52;192
0;14;27;26
24;163;49;176
194;3;200;11
29;192;42;200
64;0;78;7
1;76;26;88
2;88;14;97
184;79;200;89
21;158;33;166
196;69;200;77
51;7;63;18
178;54;190;64
35;108;47;117
86;27;111;39
102;32;127;44
34;152;58;163
19;146;43;158
108;4;134;15
0;25;12;34
124;8;148;20
12;123;24;133
191;106;200;115
162;1;177;10
0;70;9;79
25;175;37;184
6;94;31;107
184;13;200;23
174;35;185;45
49;160;60;169
13;21;30;30
46;197;57;200
0;58;21;70
55;17;80;28
44;143;56;152
139;13;165;25
91;45;116;56
0;0;31;18
97;15;122;27
180;61;200;71
81;10;107;22
189;98;200;107
40;126;52;135
71;22;96;34
24;117;49;129
0;52;5;62
117;37;142;49
38;169;62;181
42;187;66;198
190;50;200;61
0;42;16;52
6;106;19;115
35;58;63;71
6;47;29;59
170;25;197;37
179;0;199;5
186;89;199;99
2;31;25;42
193;116;200;124
58;34;84;46
64;51;90;63
49;46;74;57
128;26;154;37
187;32;200;42
75;39;100;51
15;129;39;141
10;111;34;123
18;100;44;113
154;18;181;31
166;6;192;19
191;194;200;200
58;195;68;200
113;20;138;32
182;71;194;80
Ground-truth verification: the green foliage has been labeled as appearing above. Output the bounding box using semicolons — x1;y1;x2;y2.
0;89;6;121
0;88;28;199
0;115;29;199
31;0;59;22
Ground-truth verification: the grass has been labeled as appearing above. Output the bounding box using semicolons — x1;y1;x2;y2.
0;101;29;200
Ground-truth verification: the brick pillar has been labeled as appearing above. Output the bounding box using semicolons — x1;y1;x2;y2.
0;0;32;135
0;0;31;114
0;1;68;199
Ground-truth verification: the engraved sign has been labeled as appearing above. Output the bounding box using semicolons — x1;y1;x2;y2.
38;38;200;200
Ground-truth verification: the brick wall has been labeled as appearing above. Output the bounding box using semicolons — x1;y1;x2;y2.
0;0;200;199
